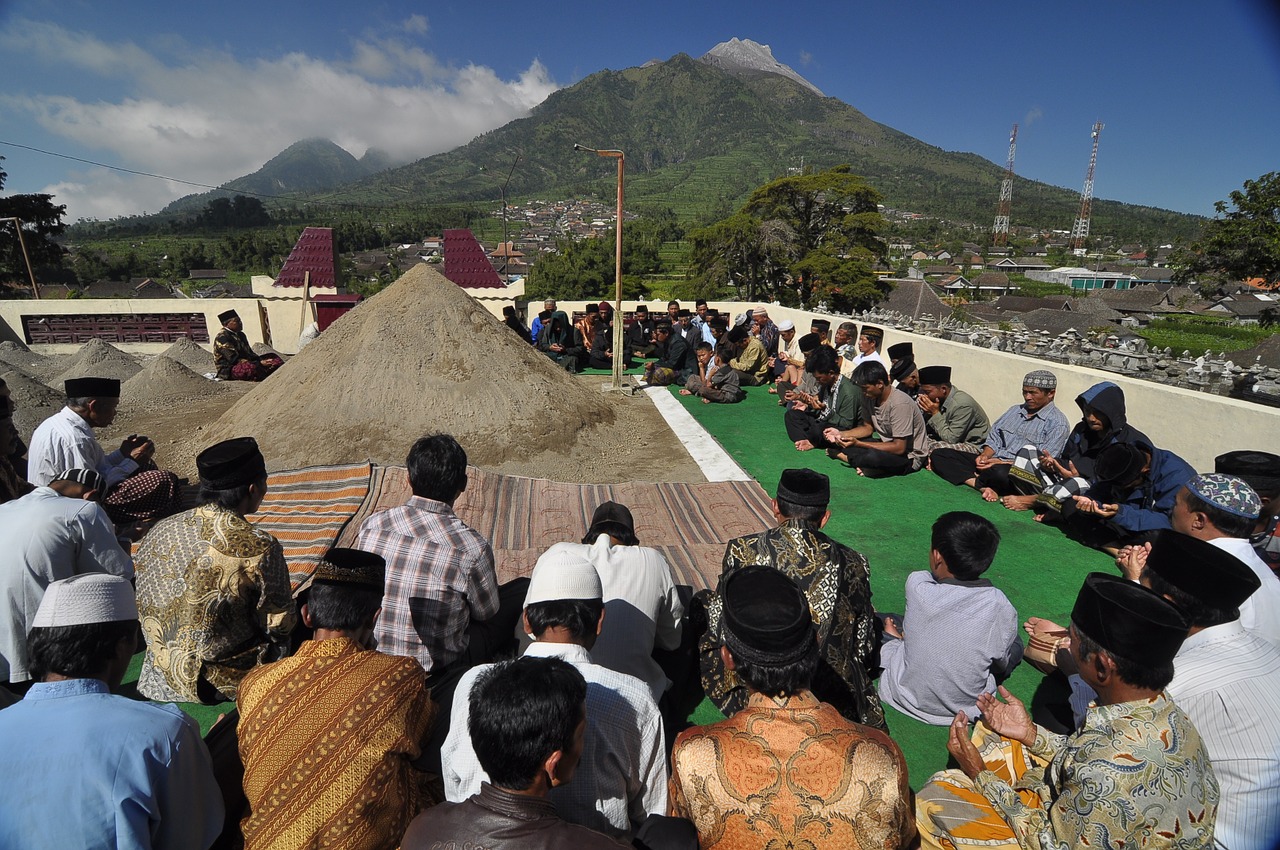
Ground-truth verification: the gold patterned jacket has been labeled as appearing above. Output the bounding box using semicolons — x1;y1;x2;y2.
135;503;296;703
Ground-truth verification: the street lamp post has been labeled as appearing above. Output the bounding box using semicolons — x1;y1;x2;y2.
498;154;520;281
573;144;625;391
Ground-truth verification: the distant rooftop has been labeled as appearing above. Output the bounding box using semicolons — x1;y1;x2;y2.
442;229;504;289
275;227;338;289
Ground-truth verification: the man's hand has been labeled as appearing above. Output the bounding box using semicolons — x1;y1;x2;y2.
947;712;985;780
1116;541;1151;580
917;394;940;416
976;685;1036;746
882;617;903;639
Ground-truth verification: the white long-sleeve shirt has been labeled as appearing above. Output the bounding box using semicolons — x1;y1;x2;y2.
27;406;137;488
1210;536;1280;645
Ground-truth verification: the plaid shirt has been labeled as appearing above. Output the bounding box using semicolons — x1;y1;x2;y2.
356;496;498;673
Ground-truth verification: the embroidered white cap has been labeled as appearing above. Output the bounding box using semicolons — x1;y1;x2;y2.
524;549;603;605
32;574;138;628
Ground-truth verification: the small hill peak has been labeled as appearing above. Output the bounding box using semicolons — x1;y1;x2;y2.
699;37;823;96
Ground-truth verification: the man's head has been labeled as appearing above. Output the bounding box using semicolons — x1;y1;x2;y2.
813;319;833;342
851;360;891;403
406;434;468;504
695;341;714;370
522;549;605;648
886;342;914;365
857;325;883;355
543;299;556;312
751;307;769;327
1021;370;1058;412
777;319;795;343
890;359;918;390
218;309;241;331
713;342;734;365
695;299;709;319
677;309;692;327
1171;473;1261;540
726;324;749;349
1140;529;1260;630
806;346;840;388
27;574;139;687
833;322;855;347
469;656;588;792
583;500;637;545
300;548;386;641
774;468;830;526
49;468;105;502
585;303;599;316
916;366;952;402
1093;443;1149;491
1214;450;1280;521
720;565;818;699
197;436;268;514
635;304;649;319
654;322;672;343
931;511;1000;581
667;300;680;319
1069;573;1188;695
65;377;122;428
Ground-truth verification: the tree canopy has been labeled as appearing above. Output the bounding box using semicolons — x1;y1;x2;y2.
0;157;68;285
1172;171;1280;295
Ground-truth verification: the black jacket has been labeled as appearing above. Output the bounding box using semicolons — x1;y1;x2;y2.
401;784;626;850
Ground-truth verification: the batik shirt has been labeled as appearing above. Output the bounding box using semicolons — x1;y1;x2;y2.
213;327;260;379
136;503;296;703
237;637;437;850
669;690;912;850
700;520;886;730
973;693;1219;850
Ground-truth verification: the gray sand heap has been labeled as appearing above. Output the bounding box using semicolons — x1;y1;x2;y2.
160;337;215;373
2;368;63;440
206;264;615;469
54;338;142;386
123;355;226;407
0;340;62;383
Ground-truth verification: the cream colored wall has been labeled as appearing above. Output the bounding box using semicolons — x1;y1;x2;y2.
0;297;268;349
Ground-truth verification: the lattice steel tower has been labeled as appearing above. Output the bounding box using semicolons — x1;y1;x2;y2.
991;124;1018;246
1071;121;1104;255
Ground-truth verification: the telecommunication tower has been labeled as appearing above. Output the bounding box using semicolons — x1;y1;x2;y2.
1070;121;1104;256
991;124;1018;246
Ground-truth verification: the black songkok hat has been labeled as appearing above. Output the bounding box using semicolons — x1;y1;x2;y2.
1095;443;1146;486
197;437;267;489
218;309;239;325
587;500;635;538
64;377;120;398
726;325;749;344
797;332;823;354
860;324;884;341
585;303;599;314
776;468;830;507
677;309;692;318
810;318;831;332
917;365;952;386
1144;529;1260;616
635;304;649;314
706;308;720;318
887;342;914;361
1071;573;1188;667
722;565;815;666
1215;450;1280;495
312;548;386;591
890;359;917;382
710;316;728;330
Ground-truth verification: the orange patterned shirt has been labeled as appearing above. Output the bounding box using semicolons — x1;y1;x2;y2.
669;690;913;849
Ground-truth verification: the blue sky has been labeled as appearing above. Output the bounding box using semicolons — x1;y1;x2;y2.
1;0;1277;223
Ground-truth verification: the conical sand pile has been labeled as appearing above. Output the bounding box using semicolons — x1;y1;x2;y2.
123;355;225;406
0;340;61;383
160;337;215;373
206;265;615;469
55;338;142;385
2;368;63;440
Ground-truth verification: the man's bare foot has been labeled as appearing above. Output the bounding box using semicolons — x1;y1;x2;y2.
980;487;1000;502
768;386;778;394
1001;495;1037;511
795;440;814;451
1033;513;1046;522
855;467;867;477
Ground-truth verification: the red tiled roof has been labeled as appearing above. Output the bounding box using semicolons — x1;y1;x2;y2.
275;227;338;289
443;229;504;289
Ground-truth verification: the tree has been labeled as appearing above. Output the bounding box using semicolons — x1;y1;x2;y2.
0;157;68;285
1172;171;1280;296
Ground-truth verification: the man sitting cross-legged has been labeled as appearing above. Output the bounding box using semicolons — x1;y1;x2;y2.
726;324;771;386
916;365;991;452
671;566;913;850
825;360;934;478
916;573;1218;850
640;321;690;387
680;342;744;404
236;548;438;850
783;345;868;454
931;370;1070;502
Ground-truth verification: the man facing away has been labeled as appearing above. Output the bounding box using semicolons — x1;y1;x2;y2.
0;574;224;849
237;548;437;850
671;566;913;850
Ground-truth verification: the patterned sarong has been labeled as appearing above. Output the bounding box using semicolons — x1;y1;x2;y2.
1009;445;1091;510
231;355;283;382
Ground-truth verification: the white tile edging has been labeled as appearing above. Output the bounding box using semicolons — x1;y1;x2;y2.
642;386;752;482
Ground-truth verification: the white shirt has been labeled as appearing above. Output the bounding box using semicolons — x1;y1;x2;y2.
27;406;138;488
545;536;684;702
1209;536;1280;645
850;349;890;373
441;641;667;840
1167;619;1280;850
0;487;134;682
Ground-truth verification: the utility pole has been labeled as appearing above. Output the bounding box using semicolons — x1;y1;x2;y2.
0;217;41;299
498;154;520;280
991;124;1018;247
1071;121;1104;257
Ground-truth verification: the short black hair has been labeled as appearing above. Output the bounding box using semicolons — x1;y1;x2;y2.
696;341;713;353
1073;625;1174;691
198;474;266;511
774;495;826;525
730;637;819;698
469;657;587;790
1140;566;1235;629
1180;487;1255;539
407;434;468;502
851;361;888;387
932;511;1001;580
301;582;383;631
27;621;138;681
807;346;839;375
524;599;604;642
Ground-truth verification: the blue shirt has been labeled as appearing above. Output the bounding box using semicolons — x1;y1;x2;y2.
983;401;1071;460
0;679;223;850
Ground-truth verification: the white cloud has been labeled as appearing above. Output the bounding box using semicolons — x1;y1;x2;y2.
798;49;813;66
1024;107;1044;126
1;19;560;220
403;14;429;35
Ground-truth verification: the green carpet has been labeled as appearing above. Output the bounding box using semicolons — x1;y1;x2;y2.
672;385;1110;789
120;652;232;734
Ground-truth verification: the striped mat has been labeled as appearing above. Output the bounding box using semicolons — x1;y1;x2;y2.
336;466;777;590
247;461;373;590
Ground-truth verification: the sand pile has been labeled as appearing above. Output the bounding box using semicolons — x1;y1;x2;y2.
0;341;62;383
160;337;215;373
55;338;142;386
2;368;63;439
123;355;226;407
205;264;615;469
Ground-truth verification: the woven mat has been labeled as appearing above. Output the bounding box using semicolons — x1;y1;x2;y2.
336;466;776;590
246;461;373;590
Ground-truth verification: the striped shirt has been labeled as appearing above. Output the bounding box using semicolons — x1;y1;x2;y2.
1167;620;1280;850
983;401;1071;460
356;496;498;673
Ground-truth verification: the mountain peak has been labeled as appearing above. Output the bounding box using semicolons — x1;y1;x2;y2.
699;37;823;97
